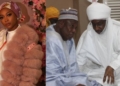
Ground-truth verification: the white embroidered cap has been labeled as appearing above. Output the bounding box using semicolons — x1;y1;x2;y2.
58;8;78;21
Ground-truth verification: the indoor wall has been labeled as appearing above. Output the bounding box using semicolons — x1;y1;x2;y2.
46;0;103;45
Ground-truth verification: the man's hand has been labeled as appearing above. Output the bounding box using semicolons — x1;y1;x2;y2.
103;66;114;84
77;84;85;86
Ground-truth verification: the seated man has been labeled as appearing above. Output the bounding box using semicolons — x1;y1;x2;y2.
76;0;120;86
46;8;100;86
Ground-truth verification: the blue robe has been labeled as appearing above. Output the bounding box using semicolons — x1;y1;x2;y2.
46;24;100;86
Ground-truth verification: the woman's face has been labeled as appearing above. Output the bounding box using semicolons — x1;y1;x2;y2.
0;8;19;31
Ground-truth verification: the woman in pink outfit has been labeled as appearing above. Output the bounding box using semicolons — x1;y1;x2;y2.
0;1;43;86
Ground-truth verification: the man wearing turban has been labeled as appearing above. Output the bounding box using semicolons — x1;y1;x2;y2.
46;7;59;27
76;0;120;86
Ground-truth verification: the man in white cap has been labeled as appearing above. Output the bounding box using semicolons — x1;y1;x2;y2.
76;0;120;86
46;8;100;86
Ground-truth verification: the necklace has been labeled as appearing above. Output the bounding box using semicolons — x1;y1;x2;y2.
0;32;7;50
0;41;7;50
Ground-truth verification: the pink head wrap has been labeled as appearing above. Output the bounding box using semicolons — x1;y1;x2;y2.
0;1;21;18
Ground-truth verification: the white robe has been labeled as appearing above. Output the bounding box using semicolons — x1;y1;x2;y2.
46;24;100;86
76;18;120;86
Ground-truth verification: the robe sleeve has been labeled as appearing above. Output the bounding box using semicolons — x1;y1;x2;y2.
109;29;120;70
46;38;100;86
109;56;120;70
